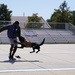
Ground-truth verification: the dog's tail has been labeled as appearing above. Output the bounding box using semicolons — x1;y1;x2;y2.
39;38;45;46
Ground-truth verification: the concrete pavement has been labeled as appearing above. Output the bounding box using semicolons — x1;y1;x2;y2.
0;44;75;75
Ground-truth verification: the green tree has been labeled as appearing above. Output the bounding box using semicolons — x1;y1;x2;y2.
70;11;75;25
48;1;71;23
28;13;41;22
46;1;74;29
59;1;71;22
0;4;12;27
25;13;43;29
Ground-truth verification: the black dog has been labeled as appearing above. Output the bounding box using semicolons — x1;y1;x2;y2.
15;36;45;53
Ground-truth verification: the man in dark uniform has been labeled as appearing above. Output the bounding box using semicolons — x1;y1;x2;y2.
7;21;21;60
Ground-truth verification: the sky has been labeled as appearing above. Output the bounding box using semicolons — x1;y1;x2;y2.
0;0;75;20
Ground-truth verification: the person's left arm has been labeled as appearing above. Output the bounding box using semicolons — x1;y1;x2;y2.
17;26;21;37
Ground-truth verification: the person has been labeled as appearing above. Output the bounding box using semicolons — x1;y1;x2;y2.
7;21;21;60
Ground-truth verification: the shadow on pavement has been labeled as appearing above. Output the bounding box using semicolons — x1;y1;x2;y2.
0;59;41;64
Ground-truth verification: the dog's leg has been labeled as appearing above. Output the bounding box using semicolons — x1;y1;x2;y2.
36;50;40;53
36;47;40;53
30;48;35;53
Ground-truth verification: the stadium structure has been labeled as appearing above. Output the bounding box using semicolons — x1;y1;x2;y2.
0;16;75;44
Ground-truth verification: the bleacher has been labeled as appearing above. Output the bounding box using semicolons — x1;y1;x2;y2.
0;29;75;44
0;30;9;44
21;29;75;44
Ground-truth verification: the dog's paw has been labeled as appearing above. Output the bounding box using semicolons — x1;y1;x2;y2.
30;51;35;53
36;50;40;53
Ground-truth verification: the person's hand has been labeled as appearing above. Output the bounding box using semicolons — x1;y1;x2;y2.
14;40;17;43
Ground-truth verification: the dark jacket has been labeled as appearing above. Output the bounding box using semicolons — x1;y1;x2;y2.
7;25;21;38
